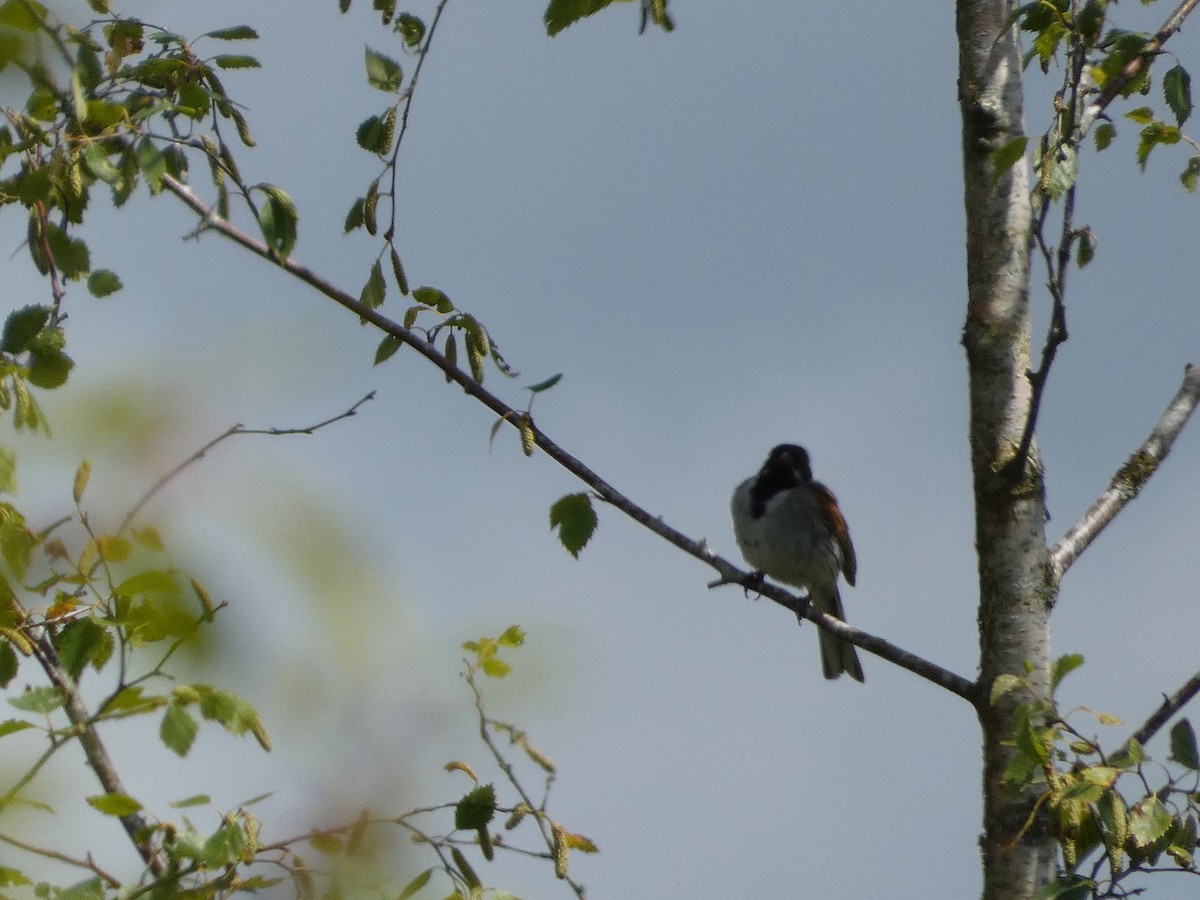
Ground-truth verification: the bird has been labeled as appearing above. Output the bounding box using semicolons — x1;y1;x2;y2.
730;444;863;681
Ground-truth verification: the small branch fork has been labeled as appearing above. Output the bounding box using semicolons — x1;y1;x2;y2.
118;391;375;533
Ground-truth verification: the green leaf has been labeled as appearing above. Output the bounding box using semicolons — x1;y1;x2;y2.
339;0;351;12
83;143;121;184
1129;795;1173;847
44;224;91;280
1075;228;1095;267
205;25;259;40
1137;121;1181;170
544;0;618;36
360;259;386;309
397;869;433;900
1050;653;1084;693
989;672;1022;704
344;197;365;232
213;54;261;70
1125;106;1155;125
364;45;403;92
0;447;14;495
116;569;182;597
169;794;212;808
526;373;563;394
549;492;597;558
1169;719;1199;769
497;625;525;647
86;792;142;817
257;184;299;259
412;286;455;313
394;14;426;48
1;305;51;354
0;866;31;887
27;348;74;389
991;135;1028;176
355;115;390;155
55;618;105;679
160;701;199;757
87;269;123;297
1181;156;1200;193
0;645;16;689
9;685;63;714
0;718;32;738
1163;64;1192;126
374;334;402;365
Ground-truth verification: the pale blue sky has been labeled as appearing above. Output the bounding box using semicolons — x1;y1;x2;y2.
4;2;1200;897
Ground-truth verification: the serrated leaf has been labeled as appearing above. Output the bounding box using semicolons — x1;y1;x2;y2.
83;143;121;184
27;348;74;389
549;493;597;558
364;45;403;92
455;784;496;830
160;701;199;757
9;685;63;714
206;25;259;40
360;259;386;309
395;13;426;47
1164;64;1192;126
989;673;1022;704
213;54;260;70
1;305;51;354
55;618;105;679
374;334;402;365
544;0;618;36
86;269;122;297
355;115;390;155
1129;795;1173;847
86;792;142;817
1169;719;1199;769
481;657;510;678
1125;106;1155;125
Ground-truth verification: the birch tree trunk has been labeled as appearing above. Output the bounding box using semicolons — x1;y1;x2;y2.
956;1;1058;896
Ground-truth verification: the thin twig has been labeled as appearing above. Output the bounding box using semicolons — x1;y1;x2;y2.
118;391;374;533
0;831;121;887
162;174;979;705
1051;364;1200;580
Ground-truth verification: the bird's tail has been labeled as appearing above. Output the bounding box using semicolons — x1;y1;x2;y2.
810;584;864;682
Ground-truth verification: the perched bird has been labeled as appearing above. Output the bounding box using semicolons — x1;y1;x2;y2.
731;444;863;681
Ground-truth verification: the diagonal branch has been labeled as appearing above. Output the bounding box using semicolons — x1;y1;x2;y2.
162;173;979;705
1118;667;1200;757
1051;364;1200;581
1095;0;1200;111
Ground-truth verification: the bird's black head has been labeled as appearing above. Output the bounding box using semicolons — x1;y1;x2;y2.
748;444;812;516
764;444;812;482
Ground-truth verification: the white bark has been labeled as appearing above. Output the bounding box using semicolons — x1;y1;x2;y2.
956;2;1057;897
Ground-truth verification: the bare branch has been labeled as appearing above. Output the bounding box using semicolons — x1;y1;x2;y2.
119;391;375;532
1051;364;1200;580
1120;668;1200;756
0;831;120;887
